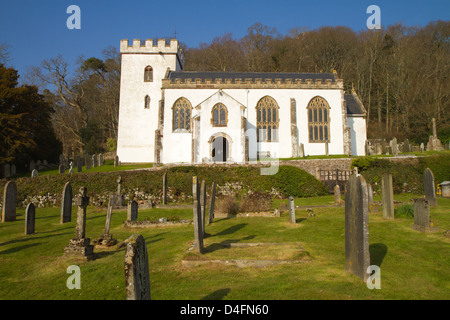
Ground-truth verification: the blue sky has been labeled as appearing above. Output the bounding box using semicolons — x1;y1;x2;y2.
0;0;449;80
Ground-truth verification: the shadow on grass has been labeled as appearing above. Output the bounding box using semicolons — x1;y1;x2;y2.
0;242;41;255
203;235;256;254
201;288;231;300
0;232;72;247
213;223;247;237
295;218;307;223
370;243;388;267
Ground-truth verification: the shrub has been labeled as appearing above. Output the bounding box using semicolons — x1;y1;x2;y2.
239;191;272;213
352;156;376;172
215;195;239;215
395;204;414;219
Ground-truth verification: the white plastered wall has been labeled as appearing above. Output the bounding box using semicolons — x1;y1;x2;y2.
347;116;367;156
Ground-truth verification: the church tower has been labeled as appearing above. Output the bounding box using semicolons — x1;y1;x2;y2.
116;39;184;163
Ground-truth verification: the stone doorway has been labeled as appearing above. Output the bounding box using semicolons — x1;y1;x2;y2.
211;136;229;162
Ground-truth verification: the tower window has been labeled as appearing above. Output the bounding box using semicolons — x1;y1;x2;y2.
144;95;150;109
144;66;153;82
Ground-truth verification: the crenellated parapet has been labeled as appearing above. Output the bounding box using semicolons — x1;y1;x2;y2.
120;38;184;65
162;76;344;90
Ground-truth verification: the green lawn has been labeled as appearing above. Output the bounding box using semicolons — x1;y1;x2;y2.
0;195;449;300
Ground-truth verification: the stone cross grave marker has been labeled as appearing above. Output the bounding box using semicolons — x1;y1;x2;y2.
25;202;35;235
124;234;151;300
423;168;437;206
208;181;216;225
60;182;72;223
382;172;394;219
127;200;138;221
288;196;296;224
192;176;203;253
94;195;117;246
345;173;370;282
2;181;17;222
64;187;94;260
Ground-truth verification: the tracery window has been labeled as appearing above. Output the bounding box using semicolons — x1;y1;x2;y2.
172;97;192;131
144;95;150;109
211;103;228;127
256;96;279;142
307;96;330;143
144;66;153;82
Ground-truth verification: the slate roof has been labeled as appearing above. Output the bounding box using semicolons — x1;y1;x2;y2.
345;94;366;116
167;71;336;83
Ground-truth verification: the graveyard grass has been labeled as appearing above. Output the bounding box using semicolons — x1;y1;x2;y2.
0;194;449;300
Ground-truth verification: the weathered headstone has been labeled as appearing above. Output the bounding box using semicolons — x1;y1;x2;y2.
10;164;16;177
3;164;11;178
420;142;425;153
403;139;410;153
381;172;394;219
162;173;167;205
390;138;398;156
69;161;74;174
124;234;151;300
365;140;371;156
367;183;374;210
1;181;17;222
77;157;82;172
200;179;207;235
208;181;216;225
60;182;73;223
412;198;438;232
192;176;203;253
299;143;305;158
98;154;104;166
31;169;38;178
127;200;138;221
440;181;450;198
114;155;119;167
334;184;341;205
59;164;65;174
85;154;92;170
111;176;125;208
345;173;370;282
288;196;296;224
63;187;94;260
94;196;117;246
25;202;35;235
423;168;437;206
92;154;98;168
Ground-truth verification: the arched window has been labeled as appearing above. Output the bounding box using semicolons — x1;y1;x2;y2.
211;103;228;127
307;96;330;143
144;66;153;82
256;96;279;142
172;97;192;131
144;95;150;109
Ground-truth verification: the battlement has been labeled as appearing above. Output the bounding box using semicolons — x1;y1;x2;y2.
120;38;184;62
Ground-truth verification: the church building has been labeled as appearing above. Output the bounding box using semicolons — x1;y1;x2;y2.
116;39;367;164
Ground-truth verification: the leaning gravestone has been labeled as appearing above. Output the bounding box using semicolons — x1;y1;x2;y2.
25;202;35;235
63;187;94;260
208;181;216;225
124;234;151;300
2;181;17;222
192;176;203;254
127;200;138;221
412;198;438;232
382;172;395;219
345;173;370;282
423;168;437;206
94;196;117;246
60;182;73;223
288;196;296;224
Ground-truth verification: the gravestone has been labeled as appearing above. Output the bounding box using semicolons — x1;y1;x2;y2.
85;154;92;170
36;160;42;170
31;169;38;178
69;162;74;174
334;185;341;205
10;164;16;177
29;160;35;172
200;180;207;235
412;199;438;232
403;139;410;153
381;172;394;219
25;203;35;235
192;176;203;253
92;154;97;168
59;164;65;174
208;181;216;225
365;140;371;156
3;164;10;178
127;200;138;221
345;174;370;282
162;173;167;205
60;182;72;223
111;176;125;208
63;187;94;260
77;157;82;172
299;143;305;158
2;181;17;222
390;138;398;156
114;155;119;167
288;196;296;224
98;154;104;166
420;142;425;153
440;181;450;198
423;168;437;206
124;234;151;300
367;183;374;210
94;196;117;246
